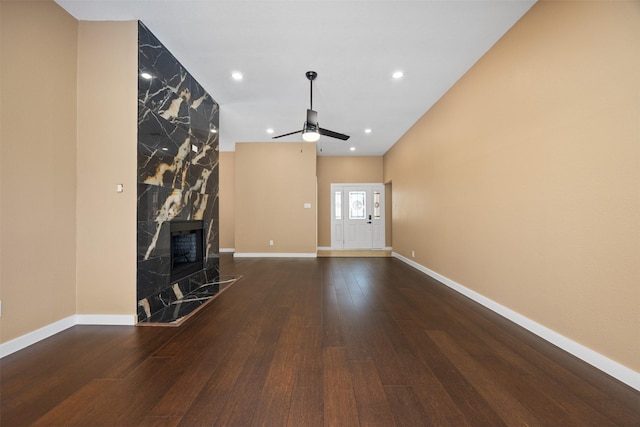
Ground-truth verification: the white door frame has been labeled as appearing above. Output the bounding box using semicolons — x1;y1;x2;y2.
331;183;385;249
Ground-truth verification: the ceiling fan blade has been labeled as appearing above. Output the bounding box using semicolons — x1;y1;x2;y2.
319;127;350;141
306;109;318;127
272;129;303;139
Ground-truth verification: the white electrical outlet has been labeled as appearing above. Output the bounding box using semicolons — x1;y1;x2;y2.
269;240;274;246
411;250;415;258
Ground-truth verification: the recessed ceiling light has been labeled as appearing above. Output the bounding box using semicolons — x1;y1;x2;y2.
364;128;372;134
140;72;153;80
266;128;274;134
350;147;356;151
392;70;404;79
231;71;243;81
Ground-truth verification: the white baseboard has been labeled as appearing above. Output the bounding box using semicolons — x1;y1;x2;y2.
76;314;136;326
0;314;135;358
392;252;640;392
0;315;76;358
220;248;235;253
317;246;393;251
233;252;317;258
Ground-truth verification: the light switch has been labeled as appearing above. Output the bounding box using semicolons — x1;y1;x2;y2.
116;184;124;193
304;203;312;209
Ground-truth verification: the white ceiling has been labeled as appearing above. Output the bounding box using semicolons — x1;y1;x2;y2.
55;0;535;156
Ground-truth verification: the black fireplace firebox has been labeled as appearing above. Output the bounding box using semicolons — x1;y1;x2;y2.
170;220;205;282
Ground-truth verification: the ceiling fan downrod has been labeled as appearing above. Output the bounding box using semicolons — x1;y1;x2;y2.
306;71;317;110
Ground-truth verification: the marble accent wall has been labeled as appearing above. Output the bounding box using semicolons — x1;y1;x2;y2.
136;22;219;322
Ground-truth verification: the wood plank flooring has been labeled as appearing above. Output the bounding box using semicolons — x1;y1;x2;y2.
2;255;639;426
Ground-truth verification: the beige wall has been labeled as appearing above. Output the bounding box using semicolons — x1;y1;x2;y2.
221;153;386;250
234;142;316;254
76;21;138;315
219;151;235;250
1;4;137;343
384;0;640;372
316;156;384;247
0;1;78;341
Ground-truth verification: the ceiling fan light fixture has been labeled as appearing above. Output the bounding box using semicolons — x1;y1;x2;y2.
302;129;320;142
302;122;320;142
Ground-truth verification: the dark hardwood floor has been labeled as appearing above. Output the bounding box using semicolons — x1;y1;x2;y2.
2;255;639;426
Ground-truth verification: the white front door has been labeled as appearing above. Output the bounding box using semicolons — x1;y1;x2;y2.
331;184;385;249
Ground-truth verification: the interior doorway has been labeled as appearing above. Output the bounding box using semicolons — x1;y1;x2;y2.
330;183;385;249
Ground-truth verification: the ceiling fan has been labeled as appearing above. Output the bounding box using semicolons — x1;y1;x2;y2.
272;71;350;142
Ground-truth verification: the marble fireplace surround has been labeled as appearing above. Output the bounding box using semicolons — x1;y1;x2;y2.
136;22;221;324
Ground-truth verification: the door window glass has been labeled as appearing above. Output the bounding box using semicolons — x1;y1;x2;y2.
349;191;366;219
373;191;381;219
335;191;342;220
